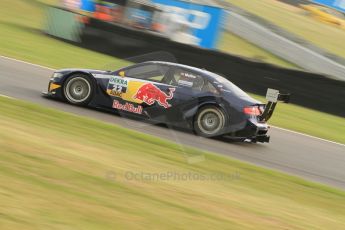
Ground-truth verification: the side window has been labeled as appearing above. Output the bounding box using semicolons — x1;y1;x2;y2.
125;64;169;82
202;81;219;94
168;68;219;94
169;69;205;91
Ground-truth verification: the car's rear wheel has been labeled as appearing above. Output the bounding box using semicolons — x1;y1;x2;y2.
63;74;93;106
194;105;226;137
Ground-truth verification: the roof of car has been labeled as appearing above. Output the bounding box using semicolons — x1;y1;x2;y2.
140;61;215;77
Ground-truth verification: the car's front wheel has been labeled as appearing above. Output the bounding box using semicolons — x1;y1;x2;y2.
194;105;226;137
63;74;94;106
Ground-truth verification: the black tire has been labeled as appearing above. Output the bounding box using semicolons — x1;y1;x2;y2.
63;74;94;106
194;105;227;137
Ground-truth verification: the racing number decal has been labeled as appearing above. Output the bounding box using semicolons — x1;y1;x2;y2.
107;76;128;97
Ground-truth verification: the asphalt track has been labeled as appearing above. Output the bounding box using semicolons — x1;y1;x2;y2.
1;56;345;189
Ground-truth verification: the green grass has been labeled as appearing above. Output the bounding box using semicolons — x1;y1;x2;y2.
226;0;345;59
1;96;345;229
250;94;345;144
0;0;126;69
0;0;344;144
218;32;299;69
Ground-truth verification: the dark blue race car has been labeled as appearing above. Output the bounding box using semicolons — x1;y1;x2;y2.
43;61;289;143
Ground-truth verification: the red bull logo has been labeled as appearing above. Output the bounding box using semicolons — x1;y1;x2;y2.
133;83;175;108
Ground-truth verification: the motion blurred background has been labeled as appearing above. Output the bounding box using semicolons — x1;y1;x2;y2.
48;0;345;78
1;1;345;229
38;0;345;117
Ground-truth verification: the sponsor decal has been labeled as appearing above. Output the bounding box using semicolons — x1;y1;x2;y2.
109;90;122;97
112;100;143;114
178;80;193;87
266;88;279;103
181;72;198;79
177;72;201;87
133;83;175;109
108;76;128;97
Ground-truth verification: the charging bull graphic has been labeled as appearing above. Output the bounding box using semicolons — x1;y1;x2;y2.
133;83;175;108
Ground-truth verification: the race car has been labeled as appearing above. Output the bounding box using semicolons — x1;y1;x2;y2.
42;61;289;143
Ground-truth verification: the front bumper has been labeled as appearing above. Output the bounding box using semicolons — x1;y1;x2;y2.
41;91;51;97
42;80;63;99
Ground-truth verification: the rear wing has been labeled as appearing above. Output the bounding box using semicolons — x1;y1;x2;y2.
259;88;290;122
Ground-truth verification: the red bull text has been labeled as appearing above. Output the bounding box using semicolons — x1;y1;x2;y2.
112;100;143;114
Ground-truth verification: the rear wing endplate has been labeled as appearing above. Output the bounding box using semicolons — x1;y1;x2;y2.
259;88;290;122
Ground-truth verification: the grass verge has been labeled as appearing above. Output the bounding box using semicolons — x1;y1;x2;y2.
218;32;298;69
1;96;345;229
251;94;345;144
0;0;126;70
0;0;344;144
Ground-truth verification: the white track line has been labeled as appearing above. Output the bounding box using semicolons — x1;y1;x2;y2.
1;55;344;147
0;55;55;71
271;126;345;147
0;94;14;99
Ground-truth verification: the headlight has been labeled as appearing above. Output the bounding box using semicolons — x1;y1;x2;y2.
51;72;63;80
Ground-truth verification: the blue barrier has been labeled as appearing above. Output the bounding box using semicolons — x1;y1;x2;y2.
151;0;225;49
81;0;95;12
312;0;345;13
